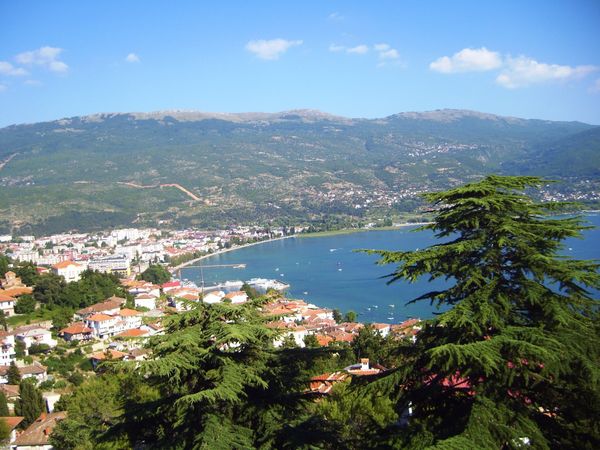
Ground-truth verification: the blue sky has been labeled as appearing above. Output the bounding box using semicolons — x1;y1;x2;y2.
1;0;599;127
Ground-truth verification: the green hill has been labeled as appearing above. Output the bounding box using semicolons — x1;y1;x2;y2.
0;109;597;234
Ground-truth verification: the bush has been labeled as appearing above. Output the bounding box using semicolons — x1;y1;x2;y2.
28;343;51;355
14;295;37;314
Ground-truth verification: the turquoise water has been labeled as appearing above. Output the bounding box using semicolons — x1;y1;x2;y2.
181;215;600;323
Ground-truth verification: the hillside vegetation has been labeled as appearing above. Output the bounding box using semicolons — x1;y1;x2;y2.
0;109;598;234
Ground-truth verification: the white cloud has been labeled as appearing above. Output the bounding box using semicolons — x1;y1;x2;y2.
328;12;344;21
0;61;28;76
496;56;597;88
590;78;600;94
374;43;399;60
125;53;140;63
430;47;502;73
328;44;345;53
347;45;369;55
15;46;68;73
245;39;302;60
0;84;6;92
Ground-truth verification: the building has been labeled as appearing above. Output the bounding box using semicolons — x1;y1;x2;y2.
0;271;24;289
13;411;67;449
58;322;93;342
88;255;131;277
0;293;16;317
76;298;123;320
202;291;225;304
51;260;86;283
134;293;157;310
223;291;248;304
0;416;24;445
0;332;16;365
84;313;119;339
14;326;57;353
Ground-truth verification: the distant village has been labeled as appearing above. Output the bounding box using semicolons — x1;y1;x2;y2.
0;227;421;448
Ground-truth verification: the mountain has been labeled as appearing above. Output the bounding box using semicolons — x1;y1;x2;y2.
0;109;597;235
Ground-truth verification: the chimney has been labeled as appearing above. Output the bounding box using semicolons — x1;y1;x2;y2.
39;412;47;421
43;427;51;436
360;358;369;371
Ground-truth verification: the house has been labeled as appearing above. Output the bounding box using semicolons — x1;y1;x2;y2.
0;416;24;445
134;293;157;310
345;358;383;376
114;328;149;339
308;371;348;395
76;299;122;320
0;332;16;365
0;292;16;317
91;349;127;370
59;322;93;342
202;291;225;304
372;323;392;338
18;362;48;383
0;384;19;412
117;308;142;330
51;260;86;283
13;411;67;449
84;313;119;339
223;291;248;304
141;321;164;336
14;327;58;353
0;362;47;384
0;271;24;290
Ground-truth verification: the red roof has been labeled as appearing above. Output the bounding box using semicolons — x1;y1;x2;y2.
86;313;114;322
0;416;24;430
118;308;140;317
60;322;93;335
115;328;149;338
161;281;180;288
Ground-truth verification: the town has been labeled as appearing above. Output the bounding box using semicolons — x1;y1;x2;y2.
0;226;421;448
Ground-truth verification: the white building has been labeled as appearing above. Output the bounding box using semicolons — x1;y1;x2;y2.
0;333;16;365
0;296;16;317
203;291;225;304
134;293;157;310
51;260;87;283
14;327;57;353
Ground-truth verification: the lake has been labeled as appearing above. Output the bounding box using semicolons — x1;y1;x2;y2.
180;214;600;323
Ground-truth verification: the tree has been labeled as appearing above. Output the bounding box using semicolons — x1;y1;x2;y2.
0;313;6;332
0;392;9;416
32;273;66;307
14;340;26;358
14;262;38;286
14;294;36;314
0;419;10;445
107;300;282;448
7;361;21;385
139;264;171;285
343;310;357;323
363;176;600;448
15;380;45;428
332;308;343;324
0;255;10;278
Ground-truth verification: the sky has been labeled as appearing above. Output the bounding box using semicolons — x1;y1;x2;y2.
1;0;600;127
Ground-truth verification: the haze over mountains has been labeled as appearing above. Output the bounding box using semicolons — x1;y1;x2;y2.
0;109;598;235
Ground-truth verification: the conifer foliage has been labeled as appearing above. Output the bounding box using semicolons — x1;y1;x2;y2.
366;176;600;448
117;299;281;449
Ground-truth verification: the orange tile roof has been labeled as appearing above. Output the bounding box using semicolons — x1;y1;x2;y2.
1;416;24;430
316;334;334;346
91;349;127;360
118;308;140;317
0;293;15;302
60;322;93;335
1;286;33;297
86;313;114;322
52;260;82;269
14;412;67;446
77;300;121;315
115;328;149;338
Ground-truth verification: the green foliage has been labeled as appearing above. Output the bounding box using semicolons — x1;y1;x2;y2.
28;343;50;355
241;282;260;300
332;308;343;324
33;273;66;307
311;380;399;449
139;264;171;285
15;340;26;358
343;310;357;323
362;175;600;448
14;294;36;314
15;380;45;429
0;392;9;416
14;262;39;286
7;361;21;385
0;255;10;278
0;418;10;444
